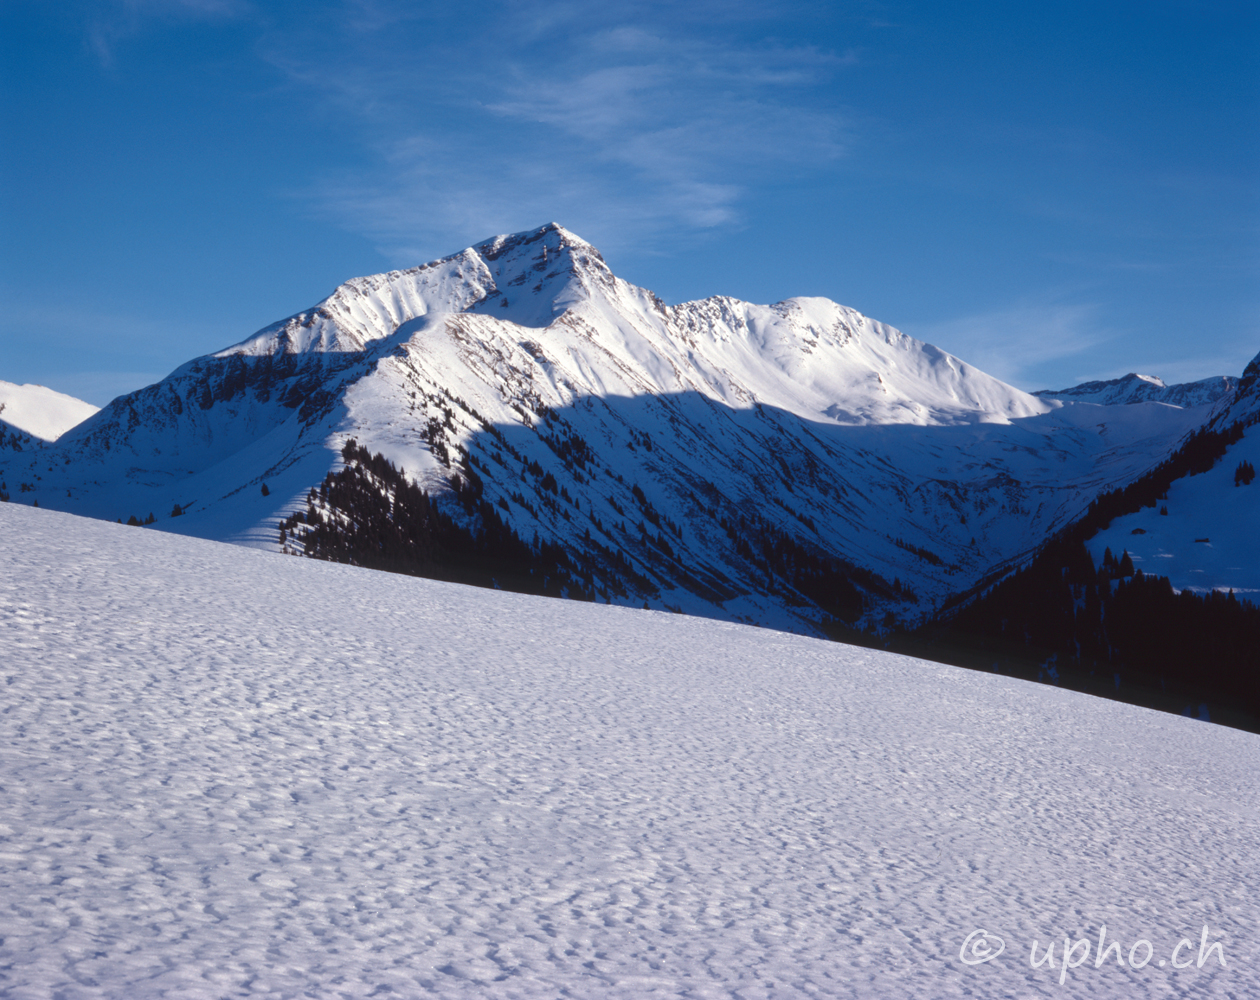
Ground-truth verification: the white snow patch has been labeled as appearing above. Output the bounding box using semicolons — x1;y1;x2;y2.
0;380;99;441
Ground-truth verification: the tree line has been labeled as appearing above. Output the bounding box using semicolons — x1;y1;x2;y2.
279;439;596;600
925;419;1260;726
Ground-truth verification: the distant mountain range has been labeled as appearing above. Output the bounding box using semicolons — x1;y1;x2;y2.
1033;371;1238;407
2;225;1256;680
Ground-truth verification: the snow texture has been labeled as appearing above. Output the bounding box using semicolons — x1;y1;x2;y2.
2;502;1257;998
0;381;98;442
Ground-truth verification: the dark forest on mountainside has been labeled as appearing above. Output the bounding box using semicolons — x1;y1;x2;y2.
279;440;598;600
281;438;880;623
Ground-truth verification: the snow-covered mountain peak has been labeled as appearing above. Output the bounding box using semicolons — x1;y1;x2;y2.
13;223;1226;635
189;224;1046;430
467;222;618;328
0;380;99;441
202;223;614;365
474;221;600;265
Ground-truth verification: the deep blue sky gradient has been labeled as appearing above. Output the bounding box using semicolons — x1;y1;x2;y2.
2;0;1257;405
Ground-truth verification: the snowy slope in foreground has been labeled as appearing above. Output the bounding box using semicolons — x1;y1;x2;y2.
2;504;1258;999
0;380;98;441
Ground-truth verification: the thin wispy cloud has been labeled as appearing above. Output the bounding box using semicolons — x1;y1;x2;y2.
80;0;249;65
906;301;1109;390
259;1;856;261
13;0;1250;397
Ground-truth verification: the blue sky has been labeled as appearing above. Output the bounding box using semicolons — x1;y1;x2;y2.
2;0;1257;405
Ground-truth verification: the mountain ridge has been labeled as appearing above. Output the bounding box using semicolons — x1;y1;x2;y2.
1033;371;1238;408
1;224;1235;633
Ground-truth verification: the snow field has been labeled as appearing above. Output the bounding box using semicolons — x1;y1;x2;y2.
1;503;1258;998
1090;425;1260;597
0;381;99;442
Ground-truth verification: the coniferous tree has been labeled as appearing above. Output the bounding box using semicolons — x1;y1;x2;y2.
278;439;599;601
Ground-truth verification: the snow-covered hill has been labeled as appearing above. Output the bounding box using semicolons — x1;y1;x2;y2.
1088;350;1260;598
1033;372;1237;408
0;225;1219;630
2;501;1256;999
0;379;98;441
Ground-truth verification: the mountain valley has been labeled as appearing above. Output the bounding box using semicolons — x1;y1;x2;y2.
2;223;1256;722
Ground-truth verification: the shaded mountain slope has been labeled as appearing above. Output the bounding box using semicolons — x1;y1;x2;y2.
909;353;1260;727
